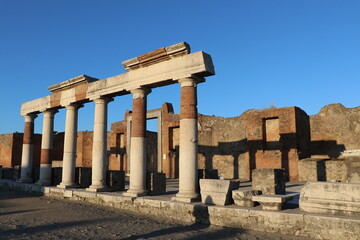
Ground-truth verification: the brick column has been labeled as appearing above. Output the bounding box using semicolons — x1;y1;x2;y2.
36;109;58;186
18;113;37;183
172;77;199;202
87;97;113;192
124;88;151;197
58;103;83;188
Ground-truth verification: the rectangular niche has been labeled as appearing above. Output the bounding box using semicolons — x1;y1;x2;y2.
263;117;280;149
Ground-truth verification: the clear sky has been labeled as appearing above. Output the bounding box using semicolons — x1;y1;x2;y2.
0;0;359;134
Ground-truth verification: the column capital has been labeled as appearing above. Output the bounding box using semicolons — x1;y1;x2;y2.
41;109;59;116
24;113;38;122
178;77;205;87
93;96;114;104
131;87;152;99
65;103;84;110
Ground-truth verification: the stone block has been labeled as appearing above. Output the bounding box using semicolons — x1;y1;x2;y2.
75;167;91;188
198;169;219;179
1;168;14;179
13;166;21;180
146;172;166;195
64;189;73;198
51;167;62;186
33;167;40;182
325;159;347;182
232;189;261;207
252;194;298;211
345;157;360;183
298;158;326;181
252;168;286;195
106;170;125;191
299;181;360;217
200;179;239;206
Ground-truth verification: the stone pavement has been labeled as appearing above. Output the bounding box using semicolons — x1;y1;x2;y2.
1;179;359;240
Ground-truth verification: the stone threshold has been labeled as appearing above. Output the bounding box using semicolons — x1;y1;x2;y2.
0;179;359;240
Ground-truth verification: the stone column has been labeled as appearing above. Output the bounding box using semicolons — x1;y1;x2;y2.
172;77;200;202
124;88;151;197
87;97;113;192
36;109;58;186
58;104;83;188
18;113;37;183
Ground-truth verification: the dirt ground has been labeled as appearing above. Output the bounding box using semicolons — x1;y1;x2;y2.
0;189;311;240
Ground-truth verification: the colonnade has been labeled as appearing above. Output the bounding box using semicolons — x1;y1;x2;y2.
19;77;201;202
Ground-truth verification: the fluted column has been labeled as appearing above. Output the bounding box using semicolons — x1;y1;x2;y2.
124;88;151;197
87;97;113;192
172;77;200;202
58;103;83;188
18;113;37;183
36;109;58;186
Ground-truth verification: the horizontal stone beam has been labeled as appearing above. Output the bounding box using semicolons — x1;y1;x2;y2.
21;51;214;116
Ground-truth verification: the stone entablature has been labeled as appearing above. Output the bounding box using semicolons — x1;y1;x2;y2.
48;75;99;93
122;42;190;71
21;47;214;116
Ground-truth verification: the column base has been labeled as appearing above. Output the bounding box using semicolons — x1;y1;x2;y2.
172;191;200;203
57;182;80;189
171;195;200;203
123;189;148;197
35;180;51;186
17;177;33;183
86;185;110;192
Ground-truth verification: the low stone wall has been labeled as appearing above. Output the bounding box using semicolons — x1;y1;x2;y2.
298;157;360;183
1;180;359;240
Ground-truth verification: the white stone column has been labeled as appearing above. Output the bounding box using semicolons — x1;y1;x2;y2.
36;109;58;186
124;88;151;197
58;104;83;188
18;113;37;183
172;77;200;202
87;97;113;192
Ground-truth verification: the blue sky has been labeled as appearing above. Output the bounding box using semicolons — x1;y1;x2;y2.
0;0;359;134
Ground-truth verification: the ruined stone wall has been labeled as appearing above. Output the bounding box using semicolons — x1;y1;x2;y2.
198;115;246;179
309;104;360;158
0;133;41;169
0;134;15;168
109;120;127;171
76;131;93;167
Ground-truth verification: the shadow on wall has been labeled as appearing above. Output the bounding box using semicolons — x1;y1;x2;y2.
310;140;345;159
197;135;345;182
198;139;247;179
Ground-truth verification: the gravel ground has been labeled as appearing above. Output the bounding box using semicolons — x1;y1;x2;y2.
0;189;311;240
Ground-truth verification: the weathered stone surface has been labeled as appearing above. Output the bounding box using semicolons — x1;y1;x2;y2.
310;104;360;158
200;179;239;205
252;168;286;195
122;42;190;71
146;172;166;196
252;194;298;211
345;156;360;183
298;158;326;181
324;159;347;182
232;189;261;207
300;181;360;217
